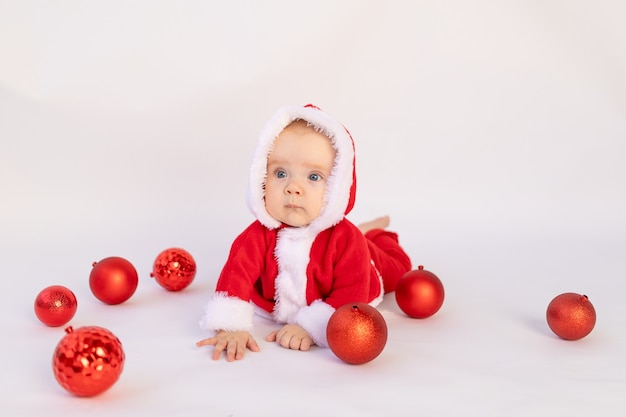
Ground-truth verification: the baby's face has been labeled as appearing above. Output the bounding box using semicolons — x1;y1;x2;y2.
265;121;336;227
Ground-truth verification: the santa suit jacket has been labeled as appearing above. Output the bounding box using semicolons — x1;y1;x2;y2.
200;104;384;347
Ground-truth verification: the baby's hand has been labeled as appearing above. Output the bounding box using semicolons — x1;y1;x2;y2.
266;324;314;351
196;331;260;361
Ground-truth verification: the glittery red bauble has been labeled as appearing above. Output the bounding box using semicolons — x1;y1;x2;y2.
546;293;596;340
52;325;125;397
395;265;445;319
34;285;78;327
150;247;196;291
89;257;138;305
326;302;388;365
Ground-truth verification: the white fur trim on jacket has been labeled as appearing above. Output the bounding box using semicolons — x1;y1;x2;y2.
199;292;254;335
369;259;385;308
246;105;355;234
272;226;315;324
294;299;336;348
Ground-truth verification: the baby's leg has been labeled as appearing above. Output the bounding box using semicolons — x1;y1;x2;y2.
357;215;390;234
365;224;412;293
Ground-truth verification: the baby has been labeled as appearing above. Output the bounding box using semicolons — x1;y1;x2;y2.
197;104;411;361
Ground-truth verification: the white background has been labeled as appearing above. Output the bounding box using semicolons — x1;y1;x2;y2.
1;1;625;416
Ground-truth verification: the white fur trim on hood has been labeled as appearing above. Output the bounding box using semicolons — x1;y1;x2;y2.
246;104;356;235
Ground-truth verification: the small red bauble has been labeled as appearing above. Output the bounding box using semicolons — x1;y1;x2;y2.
89;256;138;305
546;292;596;340
34;285;78;327
326;302;388;365
52;325;125;397
395;265;445;319
150;247;196;291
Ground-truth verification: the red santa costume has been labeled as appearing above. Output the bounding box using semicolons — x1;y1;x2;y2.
200;104;411;347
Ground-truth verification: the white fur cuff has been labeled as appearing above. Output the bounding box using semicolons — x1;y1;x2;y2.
199;292;254;333
294;299;336;348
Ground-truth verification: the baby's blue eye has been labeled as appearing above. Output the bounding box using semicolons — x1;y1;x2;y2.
309;173;321;181
276;170;287;179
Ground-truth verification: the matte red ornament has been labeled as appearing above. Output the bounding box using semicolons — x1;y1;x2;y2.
89;256;138;305
150;247;196;291
34;285;78;327
395;265;445;319
52;325;125;397
326;302;388;365
546;292;596;340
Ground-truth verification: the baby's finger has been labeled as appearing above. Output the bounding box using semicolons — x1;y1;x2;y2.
279;333;293;349
212;339;227;361
235;341;247;360
196;337;217;347
226;340;238;362
247;337;261;352
289;336;301;350
299;337;312;351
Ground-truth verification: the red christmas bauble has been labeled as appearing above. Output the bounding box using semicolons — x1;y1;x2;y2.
150;247;196;291
395;265;445;319
326;302;388;365
546;292;596;340
34;285;78;327
52;325;125;397
89;257;138;305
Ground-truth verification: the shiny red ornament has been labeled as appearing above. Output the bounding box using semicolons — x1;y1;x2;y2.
326;302;388;365
150;247;196;291
52;325;125;397
546;292;596;340
395;265;445;319
34;285;78;327
89;256;138;305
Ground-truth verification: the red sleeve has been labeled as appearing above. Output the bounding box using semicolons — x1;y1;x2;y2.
214;221;272;302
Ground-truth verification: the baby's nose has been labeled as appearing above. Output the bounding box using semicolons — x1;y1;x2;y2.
285;180;303;195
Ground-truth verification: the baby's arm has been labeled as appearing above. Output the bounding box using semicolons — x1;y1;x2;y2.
196;331;260;361
266;324;314;351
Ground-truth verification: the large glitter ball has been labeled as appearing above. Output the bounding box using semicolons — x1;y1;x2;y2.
150;247;196;291
326;302;388;365
34;285;78;327
546;293;596;340
52;326;125;397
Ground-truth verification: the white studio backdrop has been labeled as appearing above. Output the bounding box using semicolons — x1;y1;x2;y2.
1;1;625;416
